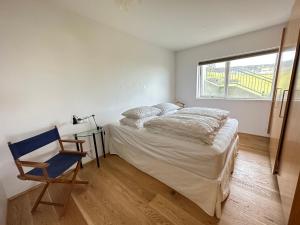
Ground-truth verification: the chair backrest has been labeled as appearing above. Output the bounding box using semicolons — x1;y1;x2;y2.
8;127;60;160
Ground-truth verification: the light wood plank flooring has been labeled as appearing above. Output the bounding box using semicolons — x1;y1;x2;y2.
7;133;284;225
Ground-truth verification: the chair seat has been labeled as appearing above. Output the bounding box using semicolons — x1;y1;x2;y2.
27;153;82;178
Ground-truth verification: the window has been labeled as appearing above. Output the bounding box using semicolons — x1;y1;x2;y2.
197;50;278;99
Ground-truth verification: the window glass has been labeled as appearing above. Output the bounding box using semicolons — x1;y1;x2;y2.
197;51;278;99
201;62;226;97
227;53;277;98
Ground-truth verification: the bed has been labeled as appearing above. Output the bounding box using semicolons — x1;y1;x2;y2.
107;118;239;218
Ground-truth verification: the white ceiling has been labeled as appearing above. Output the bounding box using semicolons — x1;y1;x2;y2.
53;0;295;51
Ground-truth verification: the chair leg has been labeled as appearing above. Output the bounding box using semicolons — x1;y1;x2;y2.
31;183;49;213
61;161;81;216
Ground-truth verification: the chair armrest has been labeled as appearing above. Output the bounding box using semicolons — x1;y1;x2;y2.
59;139;85;152
15;160;49;180
60;150;87;156
19;160;49;168
59;139;85;144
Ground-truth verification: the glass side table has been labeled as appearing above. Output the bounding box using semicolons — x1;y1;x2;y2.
74;127;106;168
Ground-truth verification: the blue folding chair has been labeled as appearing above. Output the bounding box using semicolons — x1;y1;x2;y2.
8;126;88;213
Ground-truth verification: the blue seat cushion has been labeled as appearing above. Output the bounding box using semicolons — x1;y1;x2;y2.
27;153;82;178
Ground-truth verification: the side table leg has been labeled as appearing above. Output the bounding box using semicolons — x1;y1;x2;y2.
92;133;100;168
75;134;83;168
100;129;106;158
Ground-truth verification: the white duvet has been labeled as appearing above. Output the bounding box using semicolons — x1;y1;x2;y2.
176;107;229;120
144;113;226;144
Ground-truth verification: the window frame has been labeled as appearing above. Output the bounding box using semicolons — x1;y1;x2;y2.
196;48;279;100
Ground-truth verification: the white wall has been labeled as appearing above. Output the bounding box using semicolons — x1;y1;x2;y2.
175;24;285;136
0;0;175;198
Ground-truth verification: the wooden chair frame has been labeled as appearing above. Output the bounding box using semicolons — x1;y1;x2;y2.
11;138;89;213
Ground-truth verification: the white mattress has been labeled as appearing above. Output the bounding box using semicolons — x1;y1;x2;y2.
108;118;238;179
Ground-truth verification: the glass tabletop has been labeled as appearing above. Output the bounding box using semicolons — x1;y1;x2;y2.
74;128;103;137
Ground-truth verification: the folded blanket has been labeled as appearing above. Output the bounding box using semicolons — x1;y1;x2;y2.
144;113;224;144
176;107;229;121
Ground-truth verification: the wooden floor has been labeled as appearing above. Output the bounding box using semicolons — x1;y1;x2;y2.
7;133;284;225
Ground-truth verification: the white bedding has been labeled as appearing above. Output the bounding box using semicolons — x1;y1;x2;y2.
107;119;239;217
120;116;157;128
109;118;238;179
176;107;229;121
144;113;226;144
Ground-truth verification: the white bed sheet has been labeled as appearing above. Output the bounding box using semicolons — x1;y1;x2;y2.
108;118;238;179
107;121;239;217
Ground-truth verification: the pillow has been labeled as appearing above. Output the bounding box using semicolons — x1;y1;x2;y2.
120;116;157;128
153;103;180;115
122;106;161;119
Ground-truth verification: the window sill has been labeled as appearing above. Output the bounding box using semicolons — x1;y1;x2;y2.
196;97;272;102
